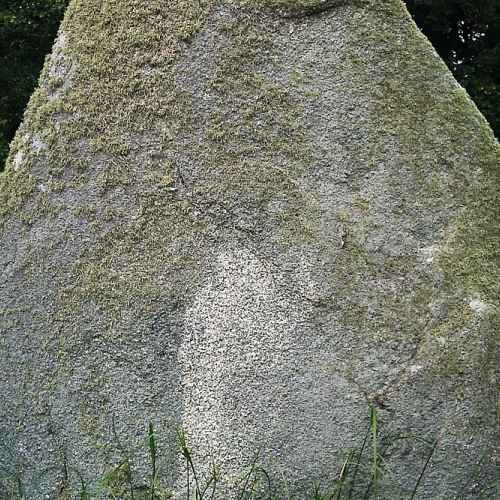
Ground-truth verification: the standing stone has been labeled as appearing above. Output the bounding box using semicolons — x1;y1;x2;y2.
0;0;498;498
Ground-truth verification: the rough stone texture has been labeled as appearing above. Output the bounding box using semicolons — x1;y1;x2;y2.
0;0;499;498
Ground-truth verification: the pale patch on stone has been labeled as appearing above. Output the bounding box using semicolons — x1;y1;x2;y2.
47;31;73;100
31;134;46;152
266;198;287;216
53;31;67;51
12;134;47;171
468;295;490;316
420;244;440;264
178;247;298;477
49;32;68;75
409;364;423;376
12;150;24;171
176;248;365;493
435;336;447;347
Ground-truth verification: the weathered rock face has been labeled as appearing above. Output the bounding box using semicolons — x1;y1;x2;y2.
0;0;498;497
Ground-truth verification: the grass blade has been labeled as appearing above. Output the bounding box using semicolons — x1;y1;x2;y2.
112;414;135;500
236;449;261;500
16;475;23;499
332;450;354;500
177;427;202;499
148;422;157;500
409;439;438;500
362;406;380;500
209;458;219;500
256;467;273;499
347;419;370;500
371;406;378;490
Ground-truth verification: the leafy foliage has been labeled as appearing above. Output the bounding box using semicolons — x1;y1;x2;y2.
405;0;500;137
0;0;68;168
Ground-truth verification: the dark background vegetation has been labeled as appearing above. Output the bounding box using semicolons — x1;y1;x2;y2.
0;0;68;167
0;0;499;171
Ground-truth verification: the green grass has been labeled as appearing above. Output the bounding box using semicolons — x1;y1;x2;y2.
0;406;489;499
